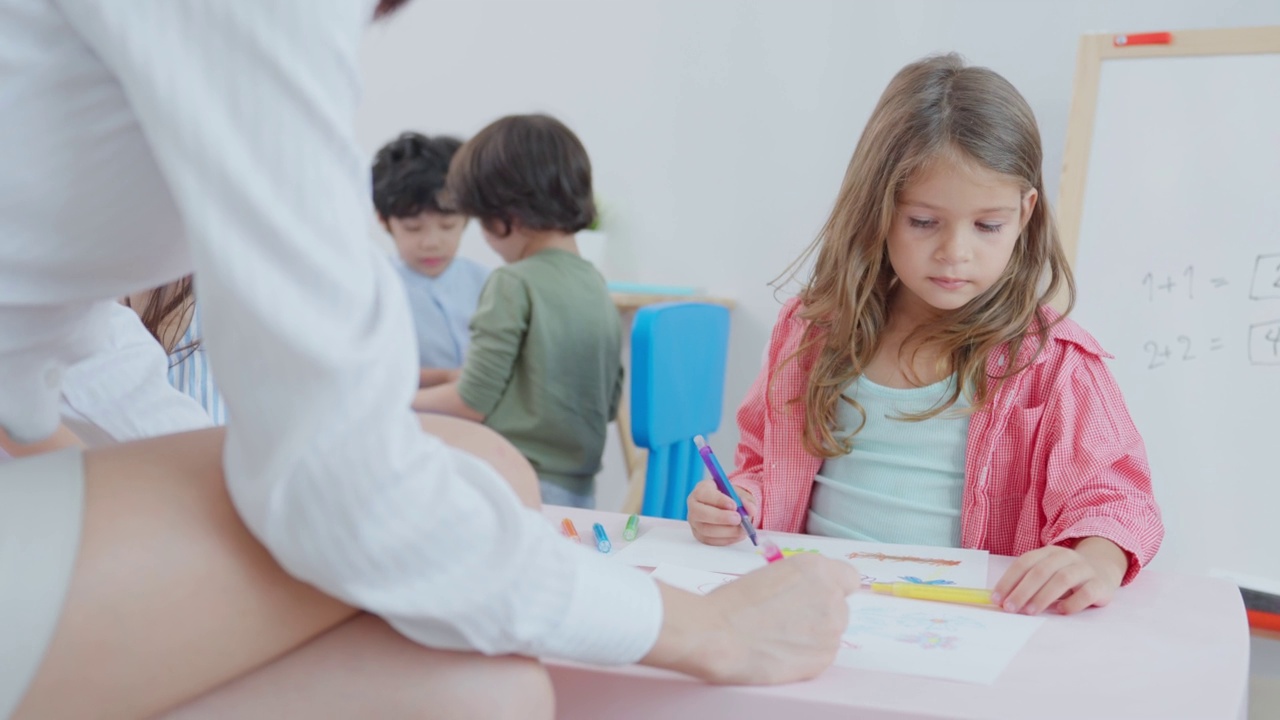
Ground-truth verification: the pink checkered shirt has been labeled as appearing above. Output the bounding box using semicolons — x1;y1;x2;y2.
728;298;1163;584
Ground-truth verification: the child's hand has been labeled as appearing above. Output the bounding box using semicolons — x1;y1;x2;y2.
992;537;1128;615
687;479;758;546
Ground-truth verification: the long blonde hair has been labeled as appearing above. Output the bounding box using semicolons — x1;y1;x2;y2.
779;53;1075;459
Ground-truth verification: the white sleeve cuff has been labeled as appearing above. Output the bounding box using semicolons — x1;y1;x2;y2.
539;551;663;665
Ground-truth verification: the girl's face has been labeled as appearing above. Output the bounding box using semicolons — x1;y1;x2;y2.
388;210;467;278
886;153;1036;319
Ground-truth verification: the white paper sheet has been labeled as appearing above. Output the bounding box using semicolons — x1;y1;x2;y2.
649;563;1044;685
615;525;989;587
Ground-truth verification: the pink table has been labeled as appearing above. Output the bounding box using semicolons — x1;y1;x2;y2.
545;507;1250;720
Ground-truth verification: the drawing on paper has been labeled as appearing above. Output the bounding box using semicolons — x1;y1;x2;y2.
847;551;962;567
897;630;960;651
857;572;956;586
899;575;955;586
648;562;1044;684
843;607;897;638
778;547;820;557
843;606;985;653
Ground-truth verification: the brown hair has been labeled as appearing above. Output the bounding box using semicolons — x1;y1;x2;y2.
373;0;412;20
779;53;1075;458
445;114;596;237
123;275;199;364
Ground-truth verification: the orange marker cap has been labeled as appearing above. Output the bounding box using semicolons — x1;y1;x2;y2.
561;518;581;543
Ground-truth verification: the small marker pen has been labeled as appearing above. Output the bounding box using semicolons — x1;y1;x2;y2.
592;522;612;553
561;518;581;543
623;513;640;541
868;582;994;607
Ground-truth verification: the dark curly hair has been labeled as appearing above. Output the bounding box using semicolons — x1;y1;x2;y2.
371;132;463;221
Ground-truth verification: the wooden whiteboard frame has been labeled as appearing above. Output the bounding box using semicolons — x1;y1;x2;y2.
1056;26;1280;268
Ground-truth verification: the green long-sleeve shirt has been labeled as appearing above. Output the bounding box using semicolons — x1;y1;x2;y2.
458;249;623;496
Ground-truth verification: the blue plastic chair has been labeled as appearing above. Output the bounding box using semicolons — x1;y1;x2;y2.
630;302;731;519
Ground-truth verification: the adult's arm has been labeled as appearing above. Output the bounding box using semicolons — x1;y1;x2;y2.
57;0;660;663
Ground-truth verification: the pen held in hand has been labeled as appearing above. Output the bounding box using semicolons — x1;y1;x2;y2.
760;536;784;563
693;434;759;547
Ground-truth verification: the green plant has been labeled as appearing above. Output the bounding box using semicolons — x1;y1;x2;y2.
587;196;607;231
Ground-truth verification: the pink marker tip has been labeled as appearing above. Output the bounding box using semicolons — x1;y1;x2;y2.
761;539;784;563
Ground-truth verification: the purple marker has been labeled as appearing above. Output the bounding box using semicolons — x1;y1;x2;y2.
694;435;759;546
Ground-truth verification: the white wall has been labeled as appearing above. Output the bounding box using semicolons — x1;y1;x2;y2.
355;0;1280;513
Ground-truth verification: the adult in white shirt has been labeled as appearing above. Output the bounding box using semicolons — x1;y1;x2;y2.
0;2;860;719
0;302;212;456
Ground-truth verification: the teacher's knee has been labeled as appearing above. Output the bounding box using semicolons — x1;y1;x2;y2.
415;414;541;510
484;656;554;720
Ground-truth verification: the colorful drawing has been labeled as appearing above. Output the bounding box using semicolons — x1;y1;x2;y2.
844;602;983;635
612;526;988;587
843;607;898;637
899;575;956;585
834;595;1048;684
647;562;1045;684
893;612;983;633
780;547;820;557
897;630;960;651
847;551;962;567
755;546;820;559
861;571;957;586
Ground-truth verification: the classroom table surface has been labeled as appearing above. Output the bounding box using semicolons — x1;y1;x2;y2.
542;507;1250;720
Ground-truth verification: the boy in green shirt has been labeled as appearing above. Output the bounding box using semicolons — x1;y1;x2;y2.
413;114;621;508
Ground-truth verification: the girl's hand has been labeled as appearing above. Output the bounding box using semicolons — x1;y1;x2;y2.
687;480;758;546
992;537;1128;615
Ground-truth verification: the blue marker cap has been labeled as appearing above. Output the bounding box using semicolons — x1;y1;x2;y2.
592;522;612;554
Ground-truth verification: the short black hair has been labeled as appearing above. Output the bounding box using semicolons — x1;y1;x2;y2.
445;114;596;236
371;132;464;221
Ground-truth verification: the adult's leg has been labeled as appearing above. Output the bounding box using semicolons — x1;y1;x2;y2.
15;417;544;719
12;429;352;720
157;416;551;719
157;614;554;720
415;413;542;509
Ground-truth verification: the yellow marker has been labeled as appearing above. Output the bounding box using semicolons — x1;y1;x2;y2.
869;582;995;607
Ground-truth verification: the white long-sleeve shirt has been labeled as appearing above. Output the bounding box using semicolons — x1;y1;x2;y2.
0;0;661;664
59;302;215;445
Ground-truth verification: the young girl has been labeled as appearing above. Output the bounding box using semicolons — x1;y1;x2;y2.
689;54;1163;617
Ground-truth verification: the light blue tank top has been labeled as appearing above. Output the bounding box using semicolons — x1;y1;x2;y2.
806;374;969;547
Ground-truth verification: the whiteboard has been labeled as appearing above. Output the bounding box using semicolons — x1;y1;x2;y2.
1065;35;1280;591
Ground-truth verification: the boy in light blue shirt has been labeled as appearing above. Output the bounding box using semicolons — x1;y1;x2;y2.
372;132;489;386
